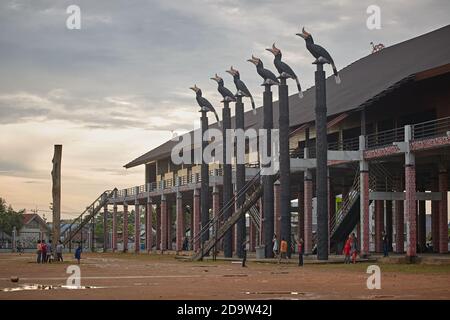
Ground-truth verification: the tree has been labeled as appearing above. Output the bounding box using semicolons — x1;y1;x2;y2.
0;198;24;235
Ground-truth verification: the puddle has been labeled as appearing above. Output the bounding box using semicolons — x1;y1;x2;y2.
2;284;105;292
245;291;305;295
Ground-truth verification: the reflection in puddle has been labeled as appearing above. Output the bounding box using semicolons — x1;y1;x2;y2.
2;284;104;292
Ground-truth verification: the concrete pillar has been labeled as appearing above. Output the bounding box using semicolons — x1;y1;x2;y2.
212;186;220;249
193;189;200;251
431;176;439;252
134;202;140;253
359;136;370;257
146;199;153;253
259;198;264;246
386;200;393;251
418;197;426;253
167;202;172;250
112;204;117;252
103;205;108;253
161;195;167;251
304;170;313;254
176;192;185;251
374;200;383;253
395;200;404;253
360;170;370;256
123;203;128;253
405;165;417;257
156;203;161;250
12;227;17;253
249;221;256;252
298;189;304;242
438;168;448;254
274;181;281;238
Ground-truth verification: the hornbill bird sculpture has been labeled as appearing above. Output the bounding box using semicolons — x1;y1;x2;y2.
296;27;341;84
247;55;280;86
190;84;221;126
266;43;303;98
226;66;256;114
210;74;236;102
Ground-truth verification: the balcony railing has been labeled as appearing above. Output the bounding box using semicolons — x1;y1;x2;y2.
113;116;450;200
412;116;450;141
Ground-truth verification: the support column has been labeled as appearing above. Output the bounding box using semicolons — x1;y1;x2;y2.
167;202;172;250
438;167;448;254
235;95;246;259
176;192;185;252
431;176;439;252
359;136;370;257
156;203;161;250
161;195;167;251
135;201;140;253
193;189;200;251
418;195;426;253
314;62;328;260
146;199;153;253
123;203;128;253
375;200;383;253
298;189;304;242
404;126;416;257
279;77;291;257
274;181;281;238
262;84;274;258
112;204;117;252
222;100;233;258
395;200;404;253
304;168;313;254
249;221;256;252
103;204;108;253
386;200;393;252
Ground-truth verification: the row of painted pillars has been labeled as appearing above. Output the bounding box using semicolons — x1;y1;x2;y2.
102;170;447;256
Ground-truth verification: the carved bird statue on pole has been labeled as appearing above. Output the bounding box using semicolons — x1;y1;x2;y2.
190;85;221;126
296;27;341;84
247;55;280;86
210;74;236;102
226;66;256;114
266;43;303;98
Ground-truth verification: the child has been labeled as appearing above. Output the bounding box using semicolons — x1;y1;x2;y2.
75;244;82;264
297;238;304;267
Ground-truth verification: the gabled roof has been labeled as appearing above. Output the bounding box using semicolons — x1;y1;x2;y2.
125;24;450;169
22;213;49;230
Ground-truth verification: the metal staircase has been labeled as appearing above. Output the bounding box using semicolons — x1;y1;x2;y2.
330;166;360;250
61;189;117;246
190;171;279;261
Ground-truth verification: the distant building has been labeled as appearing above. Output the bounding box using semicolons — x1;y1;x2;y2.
19;213;51;248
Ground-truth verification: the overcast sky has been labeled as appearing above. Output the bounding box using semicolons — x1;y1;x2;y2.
0;0;449;220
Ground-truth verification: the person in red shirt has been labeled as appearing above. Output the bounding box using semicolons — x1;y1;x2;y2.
343;236;351;264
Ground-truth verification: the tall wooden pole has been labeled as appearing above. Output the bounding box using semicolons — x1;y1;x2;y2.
235;95;246;258
51;145;62;249
222;101;233;258
315;62;329;260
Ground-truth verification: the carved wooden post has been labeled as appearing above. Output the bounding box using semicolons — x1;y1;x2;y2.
51;145;62;249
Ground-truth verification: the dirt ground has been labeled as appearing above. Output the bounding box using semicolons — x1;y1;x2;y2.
0;252;449;300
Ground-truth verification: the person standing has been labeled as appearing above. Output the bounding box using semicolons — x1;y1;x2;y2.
41;240;47;263
46;240;53;263
75;243;82;264
279;238;288;264
350;233;358;264
241;240;249;267
56;240;64;262
297;238;304;266
382;231;389;257
272;234;279;259
36;240;42;264
343;236;351;264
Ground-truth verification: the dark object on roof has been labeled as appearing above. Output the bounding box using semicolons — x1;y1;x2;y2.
125;25;450;169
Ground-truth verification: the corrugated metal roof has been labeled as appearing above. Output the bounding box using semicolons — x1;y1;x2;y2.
125;25;450;168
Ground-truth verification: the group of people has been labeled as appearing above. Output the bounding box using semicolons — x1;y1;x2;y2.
36;240;64;263
343;233;359;264
272;234;305;266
